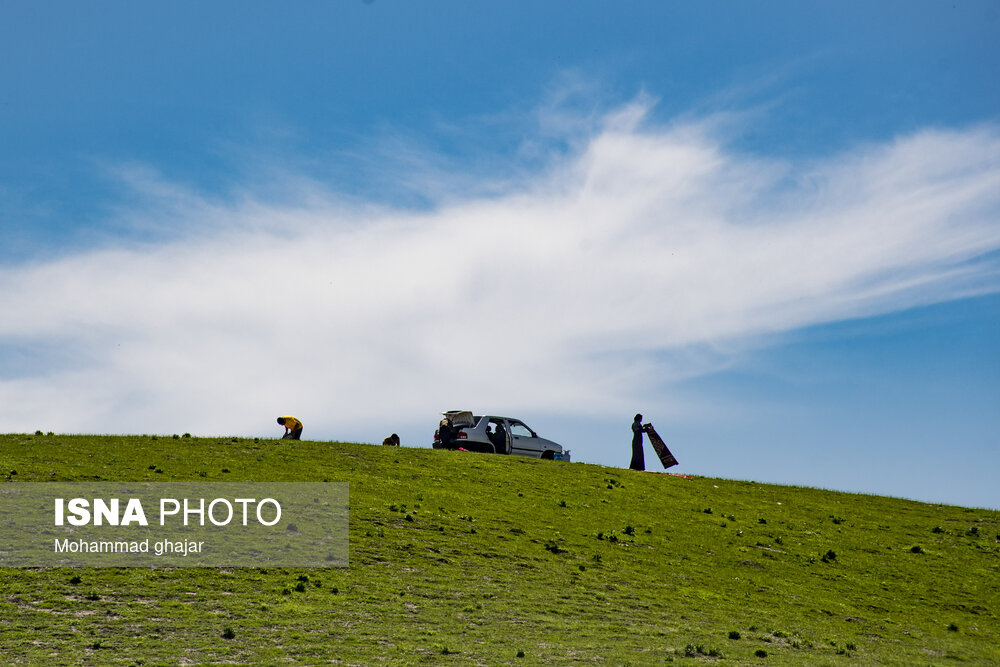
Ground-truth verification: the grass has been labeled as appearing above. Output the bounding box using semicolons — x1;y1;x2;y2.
1;432;998;664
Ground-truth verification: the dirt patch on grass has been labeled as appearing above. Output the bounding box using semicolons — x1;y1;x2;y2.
737;560;765;570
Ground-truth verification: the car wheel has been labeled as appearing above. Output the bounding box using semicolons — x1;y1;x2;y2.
541;450;555;460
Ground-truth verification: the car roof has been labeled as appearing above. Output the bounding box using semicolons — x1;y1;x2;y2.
447;413;527;424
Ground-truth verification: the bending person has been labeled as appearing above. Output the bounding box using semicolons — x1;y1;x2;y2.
277;416;303;440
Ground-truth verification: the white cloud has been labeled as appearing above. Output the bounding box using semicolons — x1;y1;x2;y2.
2;104;999;442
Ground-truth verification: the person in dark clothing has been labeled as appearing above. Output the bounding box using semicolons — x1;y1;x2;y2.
438;419;456;449
629;413;645;471
489;420;508;454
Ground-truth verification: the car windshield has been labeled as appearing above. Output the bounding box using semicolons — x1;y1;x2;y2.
510;423;534;438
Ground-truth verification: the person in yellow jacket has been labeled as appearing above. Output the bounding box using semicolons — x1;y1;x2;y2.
277;416;303;440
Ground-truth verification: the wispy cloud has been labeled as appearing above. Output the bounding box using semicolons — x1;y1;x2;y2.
2;102;999;440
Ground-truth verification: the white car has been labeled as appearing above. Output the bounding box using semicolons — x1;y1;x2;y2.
432;411;566;460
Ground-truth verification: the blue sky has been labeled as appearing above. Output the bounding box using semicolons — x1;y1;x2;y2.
1;1;998;509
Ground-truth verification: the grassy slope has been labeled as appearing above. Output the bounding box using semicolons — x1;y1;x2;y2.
0;433;998;665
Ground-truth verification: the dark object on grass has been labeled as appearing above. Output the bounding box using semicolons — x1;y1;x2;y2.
544;540;566;554
382;433;401;446
222;627;236;639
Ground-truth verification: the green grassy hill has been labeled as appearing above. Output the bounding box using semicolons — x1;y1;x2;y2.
1;433;998;665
